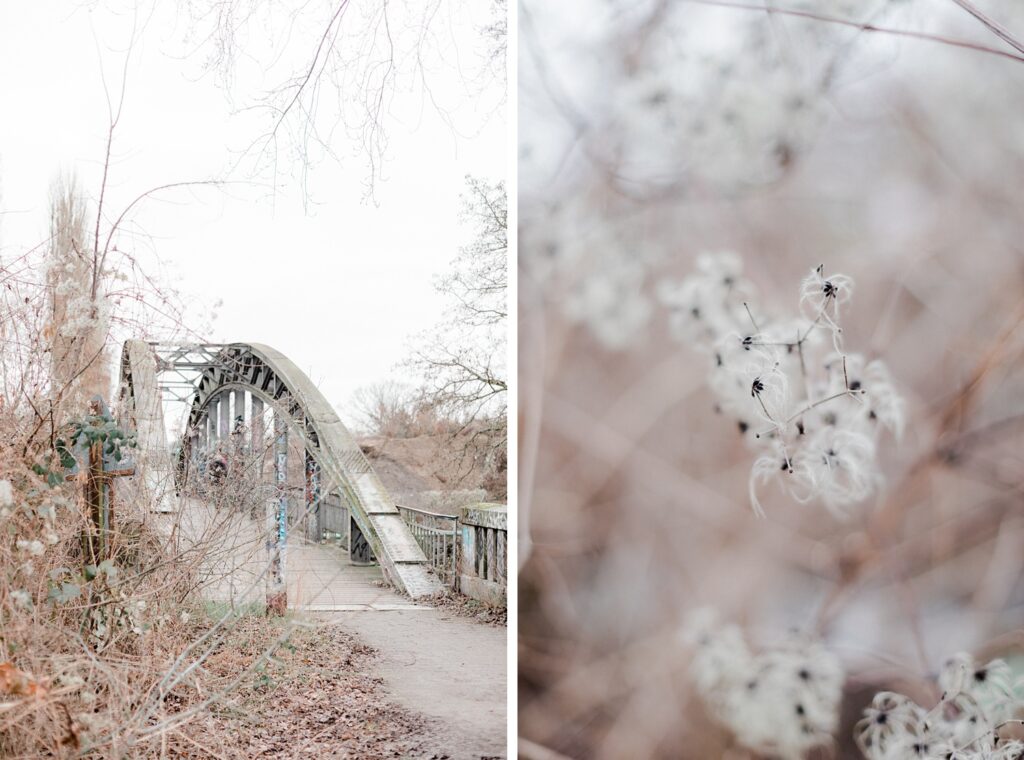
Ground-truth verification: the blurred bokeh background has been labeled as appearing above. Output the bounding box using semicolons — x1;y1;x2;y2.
518;1;1024;757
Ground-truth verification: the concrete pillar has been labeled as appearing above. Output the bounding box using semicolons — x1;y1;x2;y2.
496;529;507;586
251;396;264;468
232;389;246;435
267;412;288;614
305;451;321;542
460;522;477;578
207;397;219;444
219;392;231;446
486;528;497;582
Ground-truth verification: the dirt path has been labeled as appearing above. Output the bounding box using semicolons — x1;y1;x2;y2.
324;609;507;759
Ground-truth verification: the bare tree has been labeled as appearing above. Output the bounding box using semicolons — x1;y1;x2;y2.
41;98;220;420
484;0;508;88
349;380;450;438
407;176;507;492
175;0;507;200
11;18;223;448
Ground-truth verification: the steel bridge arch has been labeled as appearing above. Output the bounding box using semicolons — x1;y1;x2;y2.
119;339;442;599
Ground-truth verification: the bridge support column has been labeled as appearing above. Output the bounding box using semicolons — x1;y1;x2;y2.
250;396;264;473
232;389;245;436
189;415;203;463
350;516;373;565
207;397;219;445
185;421;202;486
304;452;322;543
218;393;231;449
267;412;288;614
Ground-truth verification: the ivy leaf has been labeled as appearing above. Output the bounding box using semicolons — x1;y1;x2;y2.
59;449;76;470
48;582;80;605
48;567;73;581
97;559;118;580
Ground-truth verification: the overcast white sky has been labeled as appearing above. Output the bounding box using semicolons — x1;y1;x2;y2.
0;1;505;429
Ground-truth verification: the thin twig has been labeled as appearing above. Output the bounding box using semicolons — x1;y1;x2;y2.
682;0;1024;64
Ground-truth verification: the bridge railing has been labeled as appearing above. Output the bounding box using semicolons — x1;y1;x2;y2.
396;502;508;605
457;504;507;607
396;505;459;587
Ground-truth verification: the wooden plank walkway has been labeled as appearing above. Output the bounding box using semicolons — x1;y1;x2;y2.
156;499;431;611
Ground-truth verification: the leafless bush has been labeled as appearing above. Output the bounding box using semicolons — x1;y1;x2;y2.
0;296;333;755
349;380;456;439
0;180;317;758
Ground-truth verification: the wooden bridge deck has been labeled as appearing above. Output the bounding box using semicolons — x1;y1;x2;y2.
156;499;430;611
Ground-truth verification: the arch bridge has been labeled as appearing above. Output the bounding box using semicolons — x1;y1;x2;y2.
117;340;442;600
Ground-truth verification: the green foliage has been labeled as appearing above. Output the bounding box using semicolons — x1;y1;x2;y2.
31;462;66;488
31;412;138;489
59;411;137;465
26;412;138;491
83;559;118;582
47;559;117;606
48;581;81;605
253;661;274;690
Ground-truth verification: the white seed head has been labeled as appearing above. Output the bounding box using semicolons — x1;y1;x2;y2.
856;657;1024;760
792;428;879;519
668;254;902;518
685;610;844;760
16;540;45;557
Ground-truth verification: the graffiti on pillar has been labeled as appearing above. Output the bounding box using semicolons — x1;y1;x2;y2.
350;516;374;565
305;452;321;543
267;417;289;614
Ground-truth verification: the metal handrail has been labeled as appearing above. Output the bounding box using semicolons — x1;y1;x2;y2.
396;504;459;521
396;504;459;586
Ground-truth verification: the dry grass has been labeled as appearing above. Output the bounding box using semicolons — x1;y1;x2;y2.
150;616;429;759
424;590;508;627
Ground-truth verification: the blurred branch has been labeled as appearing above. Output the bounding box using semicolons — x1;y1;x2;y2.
519;738;576;760
949;0;1024;55
933;303;1024;440
682;0;1024;64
